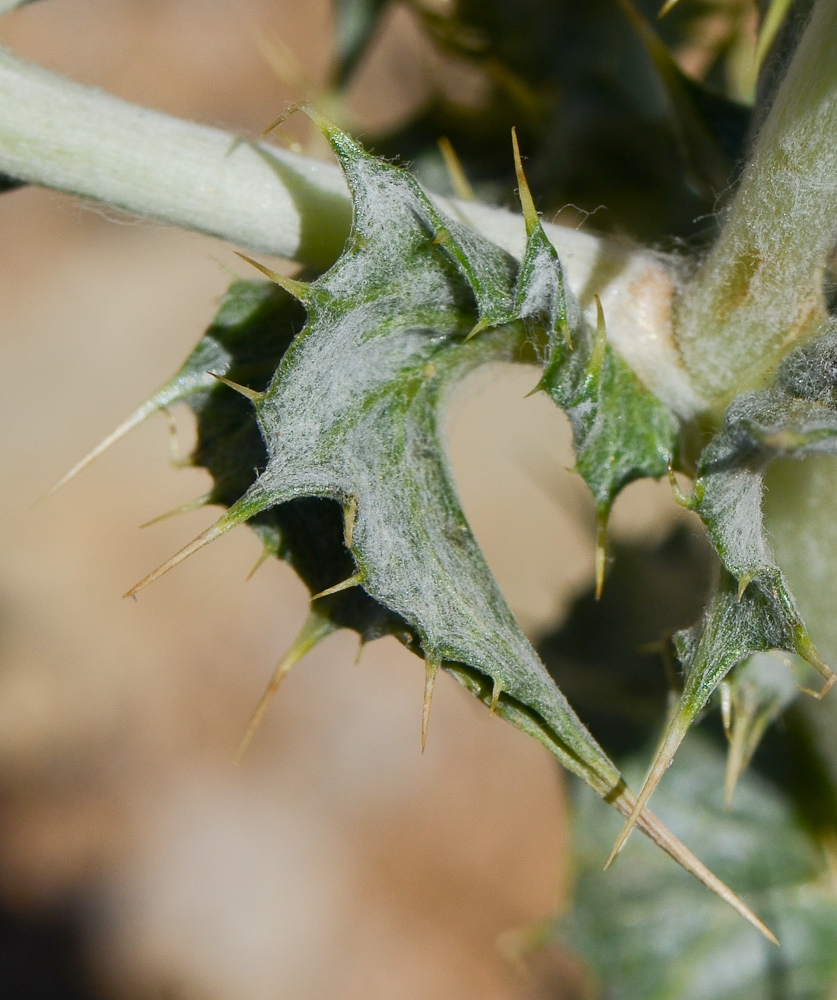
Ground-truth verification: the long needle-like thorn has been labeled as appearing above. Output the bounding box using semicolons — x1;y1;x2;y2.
311;572;364;601
235;610;337;762
260;101;305;138
123;519;234;598
511;127;538;236
140;493;212;529
605;716;690;867
422;656;441;752
40;399;158;500
631;803;778;944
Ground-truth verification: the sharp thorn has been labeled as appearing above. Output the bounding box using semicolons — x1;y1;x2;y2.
260;101;305;138
311;571;364;601
524;380;545;398
737;573;754;601
631;804;778;945
464;317;490;342
246;546;273;582
140;492;212;528
235;610;337;763
605;717;689;867
511;127;539;236
209;373;265;403
489;678;502;714
353;636;365;668
343;496;358;550
235;252;309;301
422;656;441;752
589;295;608;377
123;518;234;598
40;399;158;501
438;136;474;201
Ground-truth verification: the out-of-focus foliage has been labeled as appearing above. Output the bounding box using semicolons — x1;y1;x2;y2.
558;735;837;1000
334;0;768;242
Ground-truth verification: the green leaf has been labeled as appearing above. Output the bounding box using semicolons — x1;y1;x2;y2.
62;117;772;932
557;735;837;1000
608;324;837;857
541;290;678;594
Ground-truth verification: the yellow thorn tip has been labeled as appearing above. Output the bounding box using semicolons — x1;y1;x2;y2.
511;128;538;236
438;136;474;202
40;399;158;501
422;657;440;753
235;252;309;301
633;805;778;945
209;373;264;403
236;610;336;763
605;719;689;867
489;678;502;714
589;295;608;376
311;572;363;601
123;520;231;598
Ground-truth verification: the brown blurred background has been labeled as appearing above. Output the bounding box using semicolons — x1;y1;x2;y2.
0;2;682;997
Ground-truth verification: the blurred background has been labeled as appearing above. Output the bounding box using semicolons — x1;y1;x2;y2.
0;0;748;996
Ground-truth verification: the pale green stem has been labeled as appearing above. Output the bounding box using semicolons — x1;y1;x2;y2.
0;34;705;415
676;0;837;408
0;44;352;270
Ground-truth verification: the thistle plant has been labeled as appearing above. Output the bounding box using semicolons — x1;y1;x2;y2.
5;0;837;993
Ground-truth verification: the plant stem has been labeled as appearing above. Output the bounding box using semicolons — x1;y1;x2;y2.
0;45;352;270
676;0;837;407
0;42;701;416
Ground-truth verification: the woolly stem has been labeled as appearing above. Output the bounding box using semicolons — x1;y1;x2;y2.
0;39;700;415
676;0;837;407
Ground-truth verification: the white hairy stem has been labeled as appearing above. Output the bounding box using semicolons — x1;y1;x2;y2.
676;0;837;405
0;42;699;417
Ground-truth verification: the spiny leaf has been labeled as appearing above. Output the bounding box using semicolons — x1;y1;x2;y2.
540;265;679;594
610;325;837;855
79;118;770;932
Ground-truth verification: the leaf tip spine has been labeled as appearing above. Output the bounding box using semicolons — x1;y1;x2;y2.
311;571;364;601
511;127;539;237
422;655;441;752
235;609;337;763
234;252;310;303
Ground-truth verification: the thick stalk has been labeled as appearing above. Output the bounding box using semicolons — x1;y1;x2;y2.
0;43;700;417
676;0;837;407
